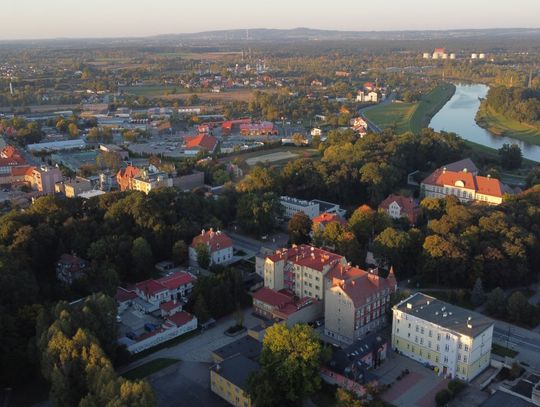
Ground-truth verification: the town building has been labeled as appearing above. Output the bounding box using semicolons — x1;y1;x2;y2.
378;194;420;225
262;244;346;300
0;145;31;186
252;287;322;325
280;196;320;219
56;254;89;285
27;166;63;195
392;293;493;382
432;48;447;59
116;165;141;191
131;169;173;194
189;228;233;267
210;355;258;407
26;139;86;153
312;212;347;232
183;134;218;156
324;264;397;344
57;176;93;198
239;121;277;137
421;167;512;205
321;332;386;396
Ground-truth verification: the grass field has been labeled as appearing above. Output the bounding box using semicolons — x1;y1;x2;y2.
364;103;418;134
476;103;540;146
119;85;181;97
364;84;456;135
122;358;180;380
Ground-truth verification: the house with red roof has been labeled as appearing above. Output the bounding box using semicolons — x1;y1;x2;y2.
378;194;420;225
324;264;397;344
421;166;512;205
0;145;32;185
116;165;141;191
252;287;322;325
312;212;347;233
183;134;218;156
56;253;89;286
189;228;233;268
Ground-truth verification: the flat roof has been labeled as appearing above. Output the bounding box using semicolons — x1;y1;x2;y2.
480;391;536;407
212;354;259;390
212;335;262;361
394;292;493;338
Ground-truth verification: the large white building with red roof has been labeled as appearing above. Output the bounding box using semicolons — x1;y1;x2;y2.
378;194;420;225
263;244;347;300
189;228;233;267
324;264;397;344
421;167;513;205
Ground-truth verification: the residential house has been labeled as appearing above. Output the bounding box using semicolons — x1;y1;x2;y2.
56;254;89;285
324;265;397;344
312;212;347;233
210;355;258;407
131;169;173;194
392;292;493;382
189;228;233;267
378;194;420;225
183;134;218;156
116;165;141;191
252;287;322;325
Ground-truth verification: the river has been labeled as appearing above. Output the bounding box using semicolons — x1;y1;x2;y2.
429;83;540;162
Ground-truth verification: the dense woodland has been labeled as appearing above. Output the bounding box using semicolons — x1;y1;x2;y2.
484;86;540;125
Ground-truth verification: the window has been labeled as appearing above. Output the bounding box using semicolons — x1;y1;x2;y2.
428;341;432;348
444;356;448;363
464;345;469;351
445;344;449;352
437;333;441;341
436;344;440;351
420;338;424;345
446;334;450;341
463;356;467;363
416;325;419;332
429;330;432;338
458;354;461;361
421;327;424;334
458;343;462;349
415;336;418;343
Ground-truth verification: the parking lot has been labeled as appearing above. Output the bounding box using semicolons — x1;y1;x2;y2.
375;353;449;407
118;308;162;338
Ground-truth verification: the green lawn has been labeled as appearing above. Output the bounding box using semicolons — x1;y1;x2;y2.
120;85;183;97
364;83;456;135
476;104;540;146
463;139;538;166
122;358;180;380
409;83;456;134
492;343;518;358
364;102;418;134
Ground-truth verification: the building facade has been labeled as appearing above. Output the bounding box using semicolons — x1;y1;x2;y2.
324;265;397;344
378;194;419;225
392;293;493;382
189;228;233;267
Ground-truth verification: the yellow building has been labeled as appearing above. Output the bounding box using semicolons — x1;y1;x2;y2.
392;293;493;382
210;354;258;407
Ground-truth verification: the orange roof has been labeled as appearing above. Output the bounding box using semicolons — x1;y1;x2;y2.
267;244;344;272
252;287;292;308
167;311;194;327
115;287;138;303
329;264;396;307
356;204;375;214
191;229;232;252
379;194;419;224
117;165;141;180
184;134;217;151
312;212;347;227
422;169;504;198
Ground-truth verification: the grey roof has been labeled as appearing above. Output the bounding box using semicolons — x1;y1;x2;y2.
480;391;536;407
213;354;259;390
212;335;262;361
394;292;493;338
443;158;479;174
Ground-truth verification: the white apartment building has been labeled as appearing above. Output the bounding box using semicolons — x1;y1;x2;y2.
392;293;494;382
280;196;320;219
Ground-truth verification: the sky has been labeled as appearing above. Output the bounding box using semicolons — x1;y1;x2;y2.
2;0;540;40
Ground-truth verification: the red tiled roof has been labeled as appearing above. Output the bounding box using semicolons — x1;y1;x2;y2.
312;212;347;227
167;311;194;327
273;297;317;317
184;134;217;151
378;194;419;224
157;271;195;290
135;279;168;297
252;287;292;308
10;165;32;176
329;265;394;307
422;169;504;198
115;287;138;303
160;299;182;312
267;244;344;272
191;229;232;252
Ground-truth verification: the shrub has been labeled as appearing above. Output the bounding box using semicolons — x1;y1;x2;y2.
448;379;466;396
435;389;452;406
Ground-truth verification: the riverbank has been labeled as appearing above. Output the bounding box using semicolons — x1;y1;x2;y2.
463;139;537;166
476;102;540;146
364;83;456;135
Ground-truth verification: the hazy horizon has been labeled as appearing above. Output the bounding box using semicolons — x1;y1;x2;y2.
3;0;540;40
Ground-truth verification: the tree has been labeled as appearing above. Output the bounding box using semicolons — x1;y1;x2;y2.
499;144;522;170
507;291;530;323
336;388;364;407
470;278;485;307
193;295;210;323
435;388;453;406
373;227;411;271
131;237;153;279
247;324;323;406
195;243;211;269
485;287;507;317
172;240;188;265
68;123;79;138
288;212;312;244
